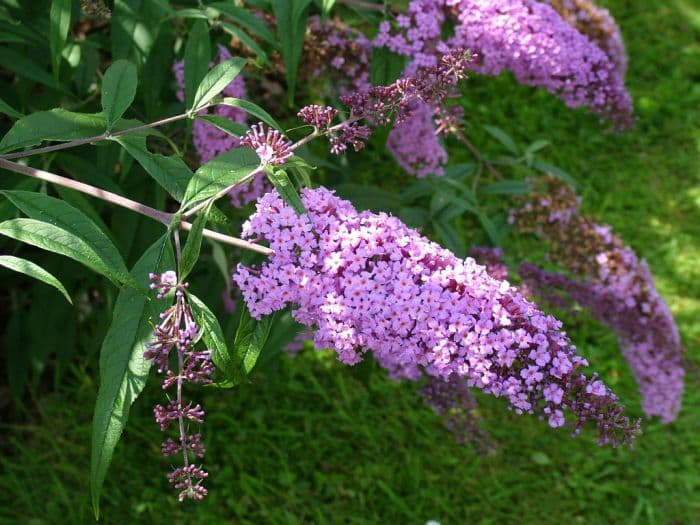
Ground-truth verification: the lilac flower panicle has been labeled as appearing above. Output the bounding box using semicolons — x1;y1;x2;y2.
240;123;294;166
375;0;633;128
386;100;448;177
144;272;213;501
513;178;684;422
234;188;640;446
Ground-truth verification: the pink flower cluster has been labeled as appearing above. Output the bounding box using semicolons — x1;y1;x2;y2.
233;188;639;446
375;0;633;128
386;100;448;177
174;46;269;207
145;272;213;501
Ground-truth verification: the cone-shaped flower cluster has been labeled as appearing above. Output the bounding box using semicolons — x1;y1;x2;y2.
145;273;213;501
374;0;632;128
234;187;639;446
512;177;684;422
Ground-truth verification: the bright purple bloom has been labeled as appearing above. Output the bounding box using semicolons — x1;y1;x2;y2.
234;188;639;446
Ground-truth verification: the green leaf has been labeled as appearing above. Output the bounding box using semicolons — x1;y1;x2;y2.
179;202;211;280
181;148;260;211
190;57;247;113
216;304;273;386
102;59;138;130
483;125;520;155
477;212;501;245
188;293;229;373
0;109;105;154
112;0;168;67
266;169;306;214
220;97;281;130
220;22;268;62
320;0;336;14
196;114;248;137
184;19;211;110
49;0;72;80
0;47;68;94
90;234;174;519
371;46;406;86
114;134;192;201
0;191;134;288
0;95;23;119
272;0;311;105
0;255;72;304
210;3;275;44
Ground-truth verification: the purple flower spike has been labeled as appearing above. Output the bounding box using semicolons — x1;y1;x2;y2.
144;272;212;501
234;187;640;447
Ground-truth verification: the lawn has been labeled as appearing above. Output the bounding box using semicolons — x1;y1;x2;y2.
0;1;699;524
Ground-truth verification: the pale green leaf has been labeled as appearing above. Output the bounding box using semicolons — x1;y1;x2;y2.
0;255;72;304
102;59;138;130
191;57;247;113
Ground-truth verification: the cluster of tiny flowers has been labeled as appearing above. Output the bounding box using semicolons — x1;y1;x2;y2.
512;177;684;422
174;46;270;207
374;0;632;128
240;123;294;166
386;100;448;177
233;187;639;446
144;272;213;501
296;50;470;157
420;374;496;451
302;15;372;94
543;0;627;80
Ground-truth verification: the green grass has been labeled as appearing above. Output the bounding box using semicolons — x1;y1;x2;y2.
1;1;699;523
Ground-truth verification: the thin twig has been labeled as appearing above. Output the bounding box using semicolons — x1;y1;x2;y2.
0;112;193;161
0;158;272;255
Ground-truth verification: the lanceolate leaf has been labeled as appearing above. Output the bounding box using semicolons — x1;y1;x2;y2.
90;234;174;519
0;255;72;304
112;0;169;67
102;59;138;130
220;97;281;130
0;109;105;154
184;19;211;110
0;191;135;288
212;302;273;387
210;2;275;44
272;0;311;105
267;169;306;215
49;0;72;80
0;95;23;119
179;202;211;280
196;115;248;137
220;22;268;63
181;148;260;211
371;46;406;86
483;125;520;155
190;57;247;113
188;293;228;373
114;135;192;201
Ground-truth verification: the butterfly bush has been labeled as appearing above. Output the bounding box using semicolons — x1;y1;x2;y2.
145;272;214;501
233;187;639;446
511;177;684;422
174;46;270;207
375;0;633;128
